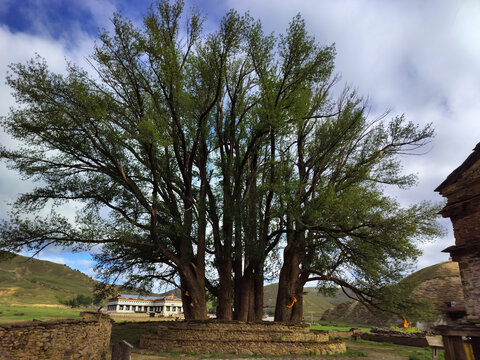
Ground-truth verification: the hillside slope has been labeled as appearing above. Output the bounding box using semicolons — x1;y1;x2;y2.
321;261;463;326
0;253;97;305
263;283;349;318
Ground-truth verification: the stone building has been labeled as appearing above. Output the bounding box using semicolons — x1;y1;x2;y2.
107;294;183;317
435;142;480;359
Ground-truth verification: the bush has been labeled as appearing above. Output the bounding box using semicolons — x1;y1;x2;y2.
390;324;421;333
60;294;93;308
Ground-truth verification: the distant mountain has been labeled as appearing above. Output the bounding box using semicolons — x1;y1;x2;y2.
321;261;463;326
0;253;97;305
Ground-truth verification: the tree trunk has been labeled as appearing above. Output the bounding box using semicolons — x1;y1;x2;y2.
179;264;207;320
253;260;264;322
290;274;308;323
235;266;254;321
216;257;233;319
274;229;301;321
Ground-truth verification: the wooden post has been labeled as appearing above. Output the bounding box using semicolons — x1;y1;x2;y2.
426;336;444;360
442;336;467;360
111;340;134;360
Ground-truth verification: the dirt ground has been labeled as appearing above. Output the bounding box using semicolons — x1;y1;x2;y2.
111;342;411;360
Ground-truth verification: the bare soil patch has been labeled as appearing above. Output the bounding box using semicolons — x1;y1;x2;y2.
0;286;18;296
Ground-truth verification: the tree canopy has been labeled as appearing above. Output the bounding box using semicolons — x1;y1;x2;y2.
0;0;443;321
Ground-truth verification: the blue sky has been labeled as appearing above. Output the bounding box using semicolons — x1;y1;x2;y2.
1;0;480;281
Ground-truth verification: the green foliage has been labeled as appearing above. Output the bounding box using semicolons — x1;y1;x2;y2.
369;283;438;321
60;294;97;308
390;324;421;333
264;308;275;316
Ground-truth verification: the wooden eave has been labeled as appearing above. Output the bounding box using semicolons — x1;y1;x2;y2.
435;142;480;194
442;239;480;255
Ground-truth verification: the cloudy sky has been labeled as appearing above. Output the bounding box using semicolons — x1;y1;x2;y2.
0;0;478;278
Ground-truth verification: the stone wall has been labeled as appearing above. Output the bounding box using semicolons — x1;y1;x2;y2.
0;312;112;360
139;320;346;355
457;253;480;321
360;332;428;347
436;144;480;323
326;329;363;339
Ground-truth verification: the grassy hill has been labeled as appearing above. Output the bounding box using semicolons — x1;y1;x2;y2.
0;253;97;306
402;260;460;287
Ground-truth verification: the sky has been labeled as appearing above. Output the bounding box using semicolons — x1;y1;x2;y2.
0;0;479;280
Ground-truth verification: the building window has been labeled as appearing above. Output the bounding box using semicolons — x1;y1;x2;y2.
119;305;124;310
149;306;153;311
160;306;163;311
166;306;170;311
126;305;130;311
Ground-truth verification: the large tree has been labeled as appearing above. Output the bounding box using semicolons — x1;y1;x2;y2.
0;0;442;322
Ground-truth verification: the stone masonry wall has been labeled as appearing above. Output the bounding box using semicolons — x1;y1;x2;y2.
458;253;480;321
437;150;480;323
0;312;112;360
139;320;346;355
360;333;428;347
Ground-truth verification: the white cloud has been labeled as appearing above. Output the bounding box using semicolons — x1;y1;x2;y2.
0;24;96;218
3;0;480;274
82;0;117;27
221;0;480;270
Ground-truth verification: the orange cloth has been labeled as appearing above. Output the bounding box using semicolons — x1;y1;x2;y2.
287;297;297;309
402;316;411;328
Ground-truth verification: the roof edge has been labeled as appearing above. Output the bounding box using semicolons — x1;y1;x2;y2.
435;142;480;193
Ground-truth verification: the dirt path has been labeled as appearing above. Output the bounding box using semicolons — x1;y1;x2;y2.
126;342;410;360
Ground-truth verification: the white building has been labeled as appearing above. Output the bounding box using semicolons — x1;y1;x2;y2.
106;294;183;317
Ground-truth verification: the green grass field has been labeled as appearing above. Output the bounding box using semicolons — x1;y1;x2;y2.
310;325;371;333
0;305;83;322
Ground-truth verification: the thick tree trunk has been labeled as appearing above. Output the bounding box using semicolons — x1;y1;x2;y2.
247;280;255;322
179;267;207;320
233;199;243;320
235;267;254;321
253;260;264;322
290;292;303;323
290;275;308;323
216;257;233;319
275;221;303;322
274;248;301;320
